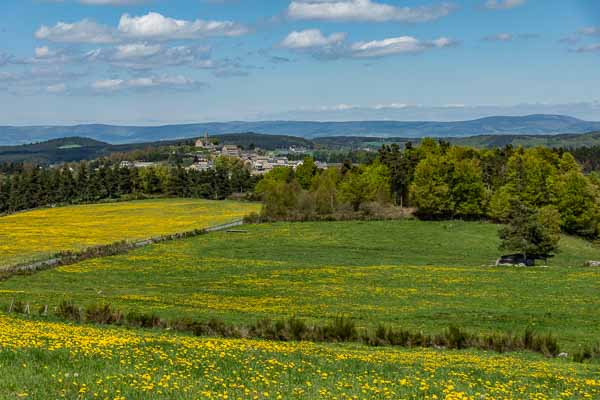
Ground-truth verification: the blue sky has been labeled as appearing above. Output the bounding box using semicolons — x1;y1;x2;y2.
0;0;599;125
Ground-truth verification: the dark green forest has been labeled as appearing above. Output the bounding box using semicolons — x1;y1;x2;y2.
0;158;258;215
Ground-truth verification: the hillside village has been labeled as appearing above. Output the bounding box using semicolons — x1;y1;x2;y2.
190;132;328;175
121;132;327;175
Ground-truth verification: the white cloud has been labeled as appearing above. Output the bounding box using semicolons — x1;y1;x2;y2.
35;47;55;58
91;75;203;92
118;12;249;40
85;44;211;70
580;27;600;36
574;44;600;53
484;0;525;10
17;46;84;66
280;29;457;59
351;36;455;57
0;67;86;95
483;33;538;42
36;19;117;44
288;0;456;23
484;33;513;41
113;43;162;59
35;12;249;44
46;83;67;93
280;29;346;49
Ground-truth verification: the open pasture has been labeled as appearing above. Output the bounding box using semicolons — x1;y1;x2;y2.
2;220;600;349
0;199;260;269
0;314;598;400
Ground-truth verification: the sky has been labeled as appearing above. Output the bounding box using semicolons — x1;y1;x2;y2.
0;0;599;125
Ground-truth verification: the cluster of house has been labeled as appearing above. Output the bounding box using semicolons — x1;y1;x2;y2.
119;161;159;169
190;133;327;175
116;133;326;175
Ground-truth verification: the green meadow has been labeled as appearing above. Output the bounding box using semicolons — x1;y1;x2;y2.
1;314;598;400
2;220;600;350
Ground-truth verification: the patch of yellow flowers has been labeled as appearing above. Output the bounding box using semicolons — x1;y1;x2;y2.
0;199;260;269
0;314;598;399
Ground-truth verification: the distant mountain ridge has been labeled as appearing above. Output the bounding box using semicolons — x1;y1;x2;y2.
4;130;600;165
2;114;600;146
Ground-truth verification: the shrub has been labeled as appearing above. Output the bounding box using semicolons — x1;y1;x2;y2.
573;344;600;363
125;311;162;329
207;318;239;338
85;303;123;325
287;317;308;341
532;333;561;357
443;326;470;349
10;300;25;314
321;316;356;342
57;299;82;322
243;212;261;224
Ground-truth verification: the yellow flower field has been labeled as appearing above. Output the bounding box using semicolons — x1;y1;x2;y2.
0;199;260;269
0;314;598;399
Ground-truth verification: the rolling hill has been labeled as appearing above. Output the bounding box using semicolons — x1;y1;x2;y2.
0;134;313;164
314;131;600;150
2;114;600;145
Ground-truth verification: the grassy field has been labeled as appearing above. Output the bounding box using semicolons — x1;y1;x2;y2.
0;199;260;269
2;220;600;350
0;314;598;400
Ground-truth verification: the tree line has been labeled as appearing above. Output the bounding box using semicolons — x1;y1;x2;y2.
566;145;600;174
0;158;258;214
257;139;600;240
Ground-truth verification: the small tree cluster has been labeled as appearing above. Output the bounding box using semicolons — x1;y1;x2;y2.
255;157;392;221
381;140;600;238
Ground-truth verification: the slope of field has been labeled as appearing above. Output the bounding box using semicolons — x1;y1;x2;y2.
2;220;600;349
0;314;597;400
0;199;260;269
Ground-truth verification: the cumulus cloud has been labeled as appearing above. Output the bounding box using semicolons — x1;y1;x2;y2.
35;12;249;44
0;67;86;95
91;75;204;92
85;43;211;69
194;57;255;79
287;0;456;23
484;0;525;10
280;29;346;49
350;36;456;57
118;12;249;40
280;29;457;59
36;19;118;44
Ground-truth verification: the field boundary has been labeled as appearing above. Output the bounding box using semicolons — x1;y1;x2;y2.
0;219;244;280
